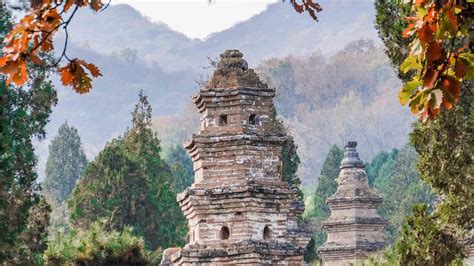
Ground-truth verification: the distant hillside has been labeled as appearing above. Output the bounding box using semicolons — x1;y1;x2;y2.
37;0;399;181
66;0;378;71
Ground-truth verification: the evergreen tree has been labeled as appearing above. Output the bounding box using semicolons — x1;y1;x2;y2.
44;122;87;205
44;220;160;265
365;148;398;186
399;83;473;262
269;106;302;189
375;0;473;262
374;0;413;82
305;145;343;262
69;91;187;251
372;145;435;244
164;145;194;193
0;4;57;263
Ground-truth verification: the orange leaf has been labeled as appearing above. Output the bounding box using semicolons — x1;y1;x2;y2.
59;66;75;86
403;23;416;38
415;0;426;7
11;60;28;86
64;0;74;12
20;32;29;52
454;59;467;79
418;23;434;46
426;41;442;62
423;68;439;88
0;57;8;68
30;52;43;65
77;60;102;77
90;0;103;11
446;9;458;32
442;76;461;103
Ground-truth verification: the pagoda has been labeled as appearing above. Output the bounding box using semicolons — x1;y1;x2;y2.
163;50;310;265
319;141;387;265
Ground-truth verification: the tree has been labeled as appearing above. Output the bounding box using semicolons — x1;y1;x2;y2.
0;3;57;263
164;144;194;193
0;0;103;93
44;220;161;265
398;82;473;261
304;145;343;262
17;196;51;265
375;0;413;82
43;122;87;205
395;204;466;265
375;1;473;262
269;107;302;189
68;91;187;251
376;0;473;121
365;148;399;186
371;145;435;244
256;58;300;117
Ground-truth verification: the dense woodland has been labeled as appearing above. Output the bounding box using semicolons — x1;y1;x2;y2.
0;0;472;265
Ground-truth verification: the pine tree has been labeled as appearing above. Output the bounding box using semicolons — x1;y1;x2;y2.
375;0;473;262
365;149;398;186
372;145;435;244
164;144;194;193
69;91;187;251
0;4;57;263
305;145;343;262
44;122;87;205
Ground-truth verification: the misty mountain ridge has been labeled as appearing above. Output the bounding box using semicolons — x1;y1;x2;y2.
67;0;379;72
36;0;397;182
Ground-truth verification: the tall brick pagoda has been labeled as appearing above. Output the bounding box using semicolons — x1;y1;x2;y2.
319;141;387;265
164;50;310;265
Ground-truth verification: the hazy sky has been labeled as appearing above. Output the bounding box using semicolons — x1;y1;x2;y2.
112;0;279;39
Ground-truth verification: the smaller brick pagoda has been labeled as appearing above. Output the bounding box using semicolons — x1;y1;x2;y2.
319;141;387;266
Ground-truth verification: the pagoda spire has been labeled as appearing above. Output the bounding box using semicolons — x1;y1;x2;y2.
319;141;387;265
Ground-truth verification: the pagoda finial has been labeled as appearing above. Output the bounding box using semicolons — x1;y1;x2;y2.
216;49;248;70
203;49;266;90
340;141;364;169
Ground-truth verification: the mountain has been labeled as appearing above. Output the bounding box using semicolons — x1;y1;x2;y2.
66;0;378;72
36;0;403;182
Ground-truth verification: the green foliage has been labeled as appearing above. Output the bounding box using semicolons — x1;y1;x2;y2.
281;133;301;188
9;196;52;265
304;145;343;262
44;122;87;205
0;4;57;263
44;220;157;265
394;205;466;266
256;58;300;117
365;148;398;186
372;145;435;244
398;82;473;262
69;91;187;251
164;144;194;193
269;106;302;189
376;0;473;262
374;0;413;82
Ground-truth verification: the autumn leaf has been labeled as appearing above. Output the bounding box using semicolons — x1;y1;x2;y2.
415;0;426;7
400;79;422;105
423;67;439;88
454;59;467;79
90;0;104;11
403;23;417;37
58;59;102;94
442;76;461;104
418;23;434;46
1;0;104;92
401;55;422;73
426;41;442;62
